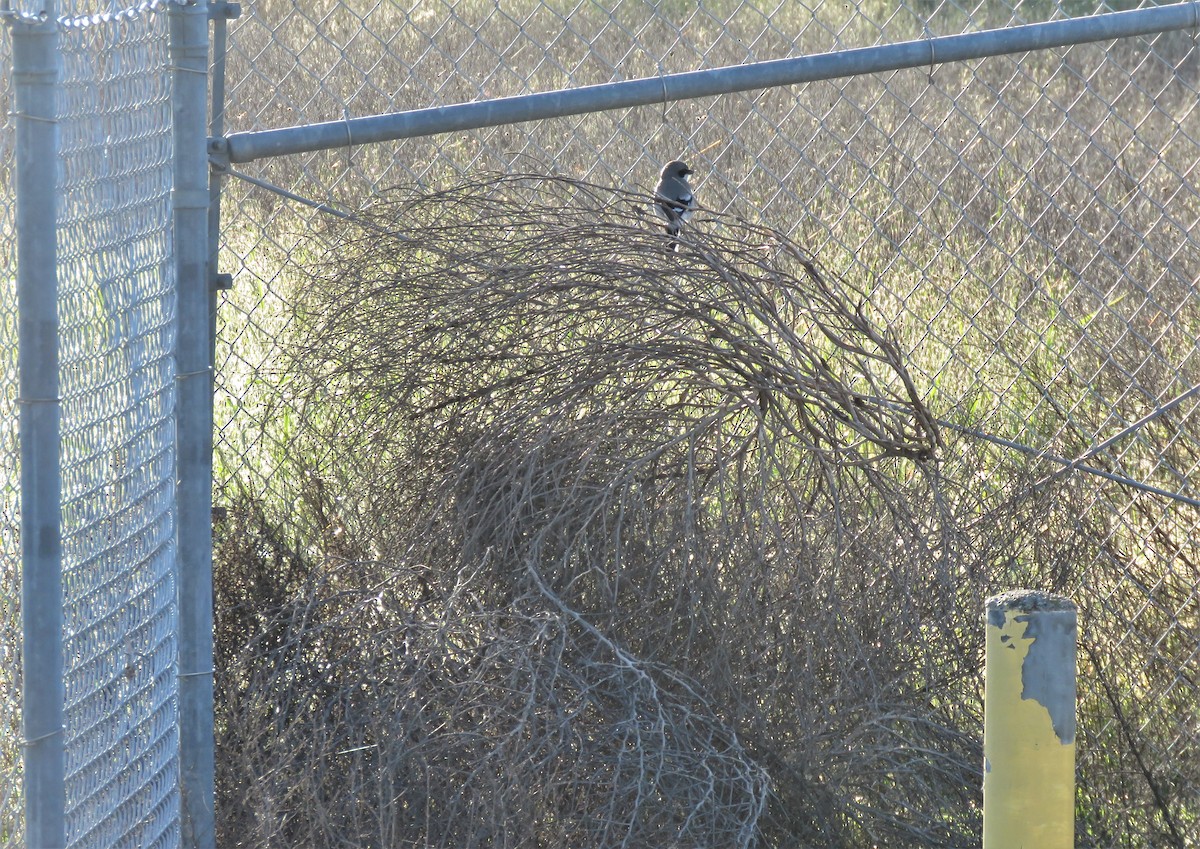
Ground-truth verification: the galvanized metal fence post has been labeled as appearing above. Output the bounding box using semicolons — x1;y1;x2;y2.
170;2;216;847
9;8;65;849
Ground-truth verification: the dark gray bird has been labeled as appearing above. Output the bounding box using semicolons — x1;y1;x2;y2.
654;159;697;250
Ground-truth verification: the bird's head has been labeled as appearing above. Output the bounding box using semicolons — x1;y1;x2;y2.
662;160;693;179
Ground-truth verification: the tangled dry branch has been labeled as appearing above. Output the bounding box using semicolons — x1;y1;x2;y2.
218;175;991;849
214;171;1200;849
313;174;939;468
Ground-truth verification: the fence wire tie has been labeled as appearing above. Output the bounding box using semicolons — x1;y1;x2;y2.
178;669;214;679
0;10;51;26
165;64;207;75
658;61;669;121
22;727;63;748
7;110;57;124
16;395;62;405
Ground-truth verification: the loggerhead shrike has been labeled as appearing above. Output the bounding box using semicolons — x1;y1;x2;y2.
655;160;697;251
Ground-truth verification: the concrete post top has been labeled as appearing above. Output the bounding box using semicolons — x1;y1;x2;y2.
986;589;1076;612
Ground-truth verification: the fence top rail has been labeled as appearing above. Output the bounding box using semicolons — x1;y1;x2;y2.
218;1;1200;165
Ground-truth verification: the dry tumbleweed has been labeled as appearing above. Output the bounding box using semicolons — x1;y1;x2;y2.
220;175;968;849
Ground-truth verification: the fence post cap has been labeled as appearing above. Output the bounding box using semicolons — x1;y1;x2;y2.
986;589;1076;613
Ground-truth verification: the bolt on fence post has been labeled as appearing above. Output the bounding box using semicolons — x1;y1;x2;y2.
169;2;215;848
9;9;66;849
983;590;1077;849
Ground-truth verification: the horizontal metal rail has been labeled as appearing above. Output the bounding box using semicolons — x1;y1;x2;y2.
220;1;1200;164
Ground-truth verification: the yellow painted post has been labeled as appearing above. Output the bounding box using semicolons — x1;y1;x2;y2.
983;590;1077;849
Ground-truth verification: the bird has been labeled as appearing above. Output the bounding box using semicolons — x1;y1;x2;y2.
654;159;697;251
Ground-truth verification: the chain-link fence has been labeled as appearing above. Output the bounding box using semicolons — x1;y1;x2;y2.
210;1;1200;846
0;16;21;849
56;9;180;847
2;2;183;847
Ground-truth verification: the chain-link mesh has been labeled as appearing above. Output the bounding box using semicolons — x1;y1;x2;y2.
0;4;184;847
55;7;180;846
2;4;184;845
0;16;22;849
214;0;1200;846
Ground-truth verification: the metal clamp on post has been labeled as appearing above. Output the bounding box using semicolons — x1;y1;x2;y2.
207;135;230;171
208;1;241;20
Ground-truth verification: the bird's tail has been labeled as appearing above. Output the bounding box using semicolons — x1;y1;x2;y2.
665;222;681;253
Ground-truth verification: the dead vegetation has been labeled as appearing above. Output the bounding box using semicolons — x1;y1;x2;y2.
213;176;1192;848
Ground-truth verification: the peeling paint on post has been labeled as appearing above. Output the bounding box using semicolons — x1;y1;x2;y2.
983;590;1077;849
